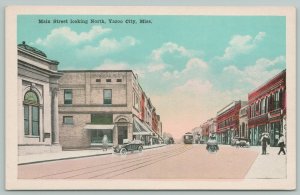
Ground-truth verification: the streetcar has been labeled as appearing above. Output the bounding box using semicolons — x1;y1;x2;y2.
183;132;194;144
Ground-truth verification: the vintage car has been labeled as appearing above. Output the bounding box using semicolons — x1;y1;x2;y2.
113;140;143;155
231;137;250;147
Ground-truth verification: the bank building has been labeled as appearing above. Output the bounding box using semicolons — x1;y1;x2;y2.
18;42;62;155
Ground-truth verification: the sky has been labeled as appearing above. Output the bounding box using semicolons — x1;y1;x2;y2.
18;15;286;139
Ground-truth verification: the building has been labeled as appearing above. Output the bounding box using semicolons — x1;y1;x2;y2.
216;101;247;144
18;42;63;155
200;118;217;142
200;122;210;142
248;70;286;146
239;104;249;139
58;70;163;149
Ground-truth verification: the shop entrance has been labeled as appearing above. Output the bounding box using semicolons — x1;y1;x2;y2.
118;126;128;144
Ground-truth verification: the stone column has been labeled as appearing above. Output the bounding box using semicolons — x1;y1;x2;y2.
51;86;60;144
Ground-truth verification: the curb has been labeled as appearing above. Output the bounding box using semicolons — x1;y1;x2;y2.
18;144;167;165
18;152;113;165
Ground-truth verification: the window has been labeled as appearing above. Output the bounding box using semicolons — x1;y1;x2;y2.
103;89;112;104
261;98;266;114
64;89;72;104
106;79;111;82
63;116;73;124
274;91;280;109
23;90;40;136
96;79;101;82
116;79;122;82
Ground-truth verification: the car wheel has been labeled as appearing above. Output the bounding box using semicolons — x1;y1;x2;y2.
120;148;127;155
138;146;143;152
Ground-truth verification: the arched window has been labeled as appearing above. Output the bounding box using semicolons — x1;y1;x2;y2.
24;90;40;136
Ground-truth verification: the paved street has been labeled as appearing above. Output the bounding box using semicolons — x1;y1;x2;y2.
18;144;286;179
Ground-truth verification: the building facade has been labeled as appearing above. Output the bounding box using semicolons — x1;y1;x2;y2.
18;42;62;155
248;70;286;146
216;101;247;144
239;104;249;139
58;70;162;149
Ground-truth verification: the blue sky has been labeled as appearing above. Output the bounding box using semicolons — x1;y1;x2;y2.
18;15;286;138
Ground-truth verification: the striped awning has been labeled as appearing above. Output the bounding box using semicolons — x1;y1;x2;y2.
133;117;153;135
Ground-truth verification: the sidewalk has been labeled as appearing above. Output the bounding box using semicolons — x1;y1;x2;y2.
245;146;287;179
18;144;167;165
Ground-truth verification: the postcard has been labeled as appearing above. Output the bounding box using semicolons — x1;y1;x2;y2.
5;6;296;190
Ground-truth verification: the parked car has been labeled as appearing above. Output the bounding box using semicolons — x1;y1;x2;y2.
231;137;250;148
113;140;143;155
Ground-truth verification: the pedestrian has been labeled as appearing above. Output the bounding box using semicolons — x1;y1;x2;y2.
260;133;268;155
277;133;286;155
102;135;108;151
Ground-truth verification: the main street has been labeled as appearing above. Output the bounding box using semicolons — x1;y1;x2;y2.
18;144;283;179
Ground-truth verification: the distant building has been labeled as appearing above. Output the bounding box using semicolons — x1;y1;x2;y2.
248;69;286;146
216;101;247;144
58;70;163;149
239;104;249;139
200;122;210;142
18;42;62;155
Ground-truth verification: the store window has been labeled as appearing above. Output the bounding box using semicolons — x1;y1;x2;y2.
23;90;40;136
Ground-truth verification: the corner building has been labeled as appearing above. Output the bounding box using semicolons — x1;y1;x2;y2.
18;42;62;155
58;70;163;149
248;70;286;146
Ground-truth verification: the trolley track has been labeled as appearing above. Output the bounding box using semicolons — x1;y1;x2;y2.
28;145;191;179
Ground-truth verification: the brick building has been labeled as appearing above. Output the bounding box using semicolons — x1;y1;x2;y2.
216;101;247;144
239;104;249;139
58;70;163;149
248;69;286;146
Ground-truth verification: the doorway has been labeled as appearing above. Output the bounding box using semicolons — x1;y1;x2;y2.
118;126;128;144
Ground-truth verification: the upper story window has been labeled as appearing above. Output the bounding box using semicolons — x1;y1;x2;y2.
96;79;101;82
63;116;74;125
64;89;72;104
116;79;122;82
274;91;280;110
106;79;111;83
103;89;112;104
23;90;40;136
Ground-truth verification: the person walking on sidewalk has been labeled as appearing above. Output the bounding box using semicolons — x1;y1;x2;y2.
277;134;286;155
261;133;268;155
102;135;108;151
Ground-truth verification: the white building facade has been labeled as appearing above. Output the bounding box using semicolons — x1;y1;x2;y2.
18;42;62;155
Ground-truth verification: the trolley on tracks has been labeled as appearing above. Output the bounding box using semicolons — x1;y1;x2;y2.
183;132;194;144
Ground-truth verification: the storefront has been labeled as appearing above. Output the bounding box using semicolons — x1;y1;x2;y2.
84;124;114;146
132;117;153;145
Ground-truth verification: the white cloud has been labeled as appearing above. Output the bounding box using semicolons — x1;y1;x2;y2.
223;56;285;87
151;42;196;61
183;58;208;73
94;60;146;78
163;57;208;80
94;60;130;70
174;79;213;95
79;36;139;56
220;32;266;60
35;25;111;46
147;63;166;72
147;42;202;73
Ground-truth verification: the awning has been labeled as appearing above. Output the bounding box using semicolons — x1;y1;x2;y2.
84;124;114;130
133;117;153;135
